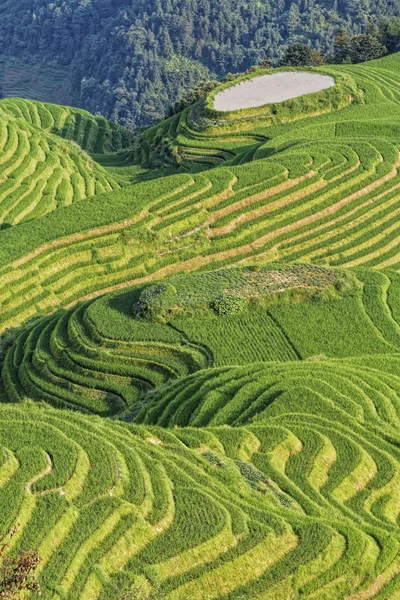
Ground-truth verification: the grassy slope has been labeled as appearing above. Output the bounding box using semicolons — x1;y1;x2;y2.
4;267;400;599
4;54;400;599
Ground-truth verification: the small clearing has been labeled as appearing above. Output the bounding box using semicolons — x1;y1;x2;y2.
214;72;336;111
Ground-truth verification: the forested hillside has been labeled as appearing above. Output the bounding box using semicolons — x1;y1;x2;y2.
1;0;400;128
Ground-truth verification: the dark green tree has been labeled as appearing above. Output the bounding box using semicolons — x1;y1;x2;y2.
349;34;386;63
287;3;301;36
365;18;379;37
379;17;400;54
334;28;351;63
281;43;313;66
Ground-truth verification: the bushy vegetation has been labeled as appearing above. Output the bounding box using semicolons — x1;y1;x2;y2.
281;44;326;67
0;529;41;599
134;283;178;322
210;294;246;316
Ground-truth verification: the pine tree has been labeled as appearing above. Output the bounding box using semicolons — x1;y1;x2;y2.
365;18;378;37
281;43;313;66
160;28;174;59
288;3;301;37
350;34;386;63
334;28;351;63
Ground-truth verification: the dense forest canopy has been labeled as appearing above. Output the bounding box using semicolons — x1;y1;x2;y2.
1;0;400;128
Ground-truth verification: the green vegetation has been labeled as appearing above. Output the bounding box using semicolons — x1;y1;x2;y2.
0;527;41;599
0;97;135;227
5;51;400;599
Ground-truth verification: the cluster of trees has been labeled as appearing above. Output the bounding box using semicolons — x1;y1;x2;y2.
333;20;399;63
280;17;400;68
1;0;400;129
282;44;326;67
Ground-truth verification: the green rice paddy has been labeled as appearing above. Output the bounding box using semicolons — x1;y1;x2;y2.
3;54;400;599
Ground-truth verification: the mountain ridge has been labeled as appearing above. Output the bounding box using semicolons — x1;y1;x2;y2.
1;0;400;128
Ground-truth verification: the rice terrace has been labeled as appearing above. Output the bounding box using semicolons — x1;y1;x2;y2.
7;44;400;600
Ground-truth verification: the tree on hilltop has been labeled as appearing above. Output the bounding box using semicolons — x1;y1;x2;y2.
311;49;325;65
281;43;313;66
282;43;325;66
333;28;351;63
349;34;386;63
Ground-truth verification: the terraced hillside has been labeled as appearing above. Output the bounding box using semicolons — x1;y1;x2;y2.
0;98;136;227
5;53;400;599
4;57;400;327
0;55;73;107
0;98;134;154
4;267;400;599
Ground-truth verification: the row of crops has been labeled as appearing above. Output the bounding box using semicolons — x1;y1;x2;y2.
2;264;338;417
3;265;400;416
0;99;124;227
5;334;400;597
5;58;400;326
0;98;134;154
0;136;400;331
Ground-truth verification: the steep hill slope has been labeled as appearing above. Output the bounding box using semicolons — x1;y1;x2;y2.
4;267;400;598
4;54;400;599
0;97;136;227
1;0;400;127
2;56;400;330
